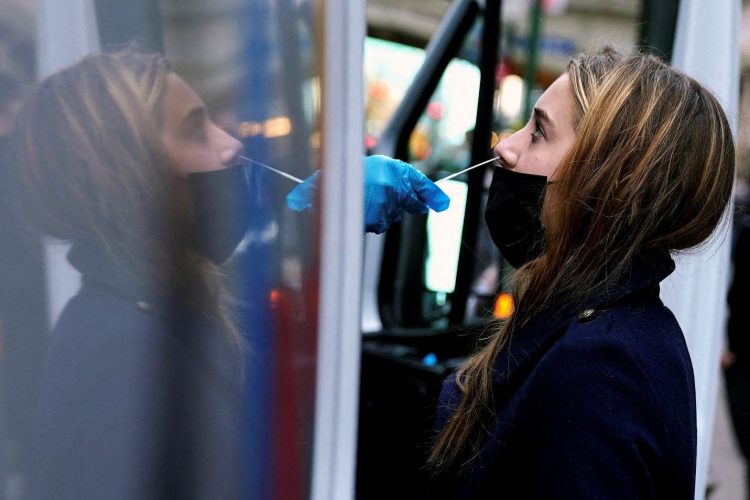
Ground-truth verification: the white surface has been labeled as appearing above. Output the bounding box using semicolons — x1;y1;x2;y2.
667;1;741;498
310;0;366;499
361;232;385;333
37;0;99;328
425;180;468;293
38;0;99;78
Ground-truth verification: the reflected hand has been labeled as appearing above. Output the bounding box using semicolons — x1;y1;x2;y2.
286;171;319;212
286;155;450;234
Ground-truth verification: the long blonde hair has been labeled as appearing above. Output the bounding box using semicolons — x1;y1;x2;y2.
430;48;735;469
12;49;241;347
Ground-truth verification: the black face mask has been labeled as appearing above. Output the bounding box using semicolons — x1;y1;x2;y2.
484;166;549;268
187;165;251;264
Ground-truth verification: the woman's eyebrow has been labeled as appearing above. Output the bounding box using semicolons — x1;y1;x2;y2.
533;106;553;130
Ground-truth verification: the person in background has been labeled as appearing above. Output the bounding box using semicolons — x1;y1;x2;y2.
430;47;734;499
723;172;750;500
10;48;447;499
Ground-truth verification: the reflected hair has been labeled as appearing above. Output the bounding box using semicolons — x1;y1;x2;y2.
13;49;170;256
429;47;735;469
12;48;242;347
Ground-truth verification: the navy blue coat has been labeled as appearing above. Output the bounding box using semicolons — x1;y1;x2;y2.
434;252;696;499
31;242;243;500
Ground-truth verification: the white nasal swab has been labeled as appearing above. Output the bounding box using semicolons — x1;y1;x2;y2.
436;157;499;184
239;154;304;184
239;154;498;186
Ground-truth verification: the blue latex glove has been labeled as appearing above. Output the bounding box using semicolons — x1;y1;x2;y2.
286;155;450;234
362;155;450;233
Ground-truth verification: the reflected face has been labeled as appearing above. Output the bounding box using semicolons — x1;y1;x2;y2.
493;73;576;181
159;73;243;177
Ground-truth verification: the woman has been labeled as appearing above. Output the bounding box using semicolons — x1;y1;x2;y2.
12;48;448;499
430;48;734;499
12;49;250;499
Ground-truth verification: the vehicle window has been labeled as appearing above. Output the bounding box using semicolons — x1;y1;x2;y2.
364;36;425;147
364;36;480;167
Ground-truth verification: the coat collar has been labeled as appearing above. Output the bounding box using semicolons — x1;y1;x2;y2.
67;239;243;389
492;250;675;386
67;239;164;308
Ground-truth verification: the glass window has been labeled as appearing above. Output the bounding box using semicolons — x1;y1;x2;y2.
0;1;322;499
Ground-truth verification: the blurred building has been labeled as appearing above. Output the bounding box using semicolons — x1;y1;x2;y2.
368;0;640;79
739;0;750;179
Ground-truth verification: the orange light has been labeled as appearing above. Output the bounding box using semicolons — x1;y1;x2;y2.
310;131;321;149
239;120;264;137
238;116;293;139
263;117;292;138
370;80;389;100
493;292;515;319
490;131;500;148
269;289;280;306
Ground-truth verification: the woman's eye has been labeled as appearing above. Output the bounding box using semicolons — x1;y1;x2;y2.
530;120;545;143
192;127;208;142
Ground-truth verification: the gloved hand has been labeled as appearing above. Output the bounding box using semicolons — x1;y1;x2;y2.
286;155;450;234
362;155;450;233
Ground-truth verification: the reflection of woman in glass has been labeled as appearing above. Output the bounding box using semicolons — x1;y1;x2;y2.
13;48;450;499
430;48;735;498
13;49;249;499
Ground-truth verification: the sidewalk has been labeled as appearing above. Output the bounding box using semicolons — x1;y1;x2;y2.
708;375;746;499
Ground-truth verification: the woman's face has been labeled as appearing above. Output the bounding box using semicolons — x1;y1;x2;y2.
493;73;576;181
159;72;243;177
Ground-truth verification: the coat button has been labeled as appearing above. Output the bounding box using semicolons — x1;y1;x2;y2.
577;308;596;323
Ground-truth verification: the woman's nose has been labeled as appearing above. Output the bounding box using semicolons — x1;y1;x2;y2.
493;132;521;169
218;128;244;166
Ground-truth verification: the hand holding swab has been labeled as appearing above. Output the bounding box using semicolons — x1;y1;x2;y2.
284;155;451;234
